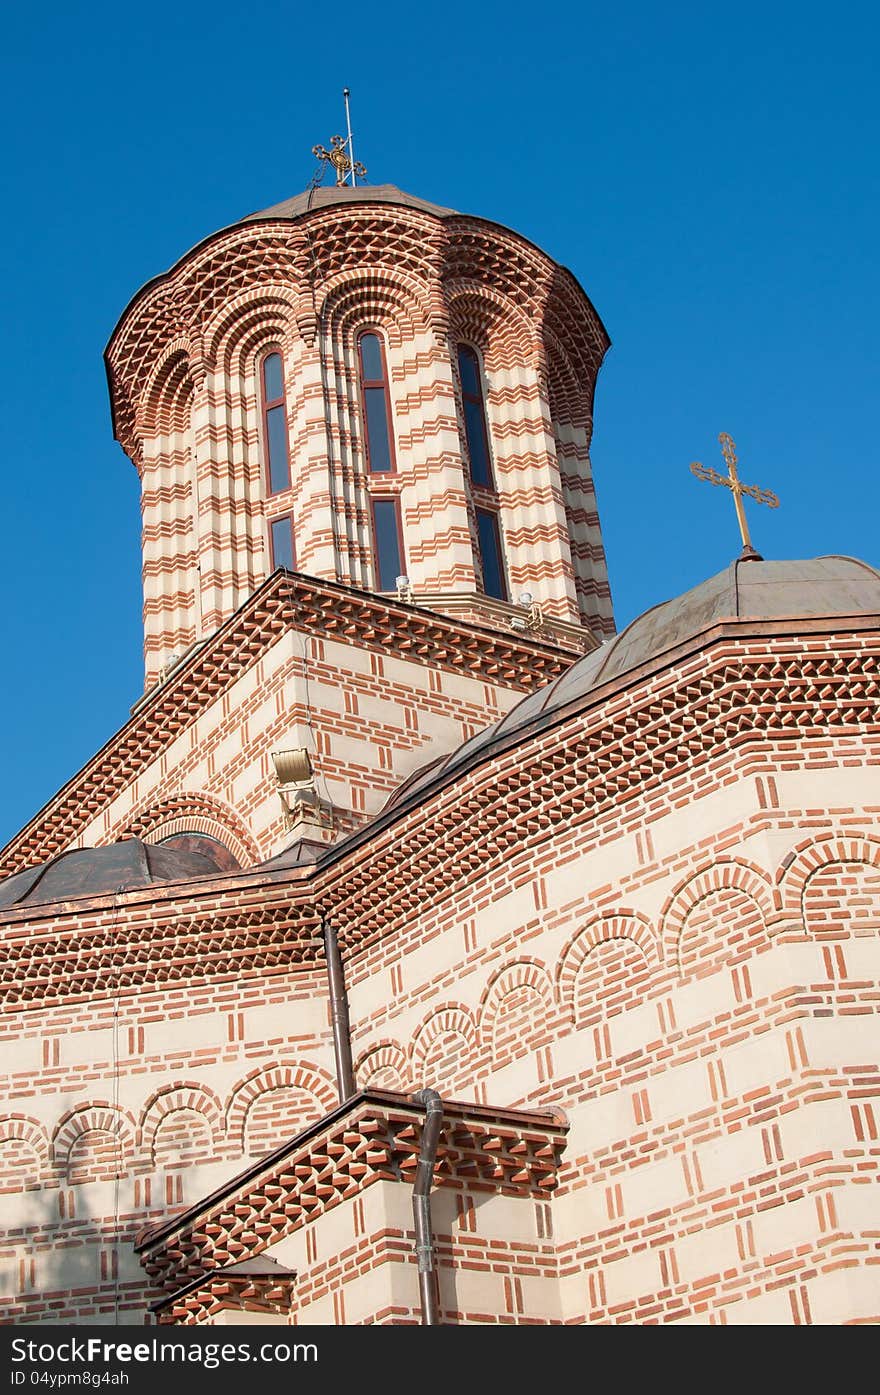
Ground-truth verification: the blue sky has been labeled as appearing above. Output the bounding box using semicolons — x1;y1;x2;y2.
0;0;877;850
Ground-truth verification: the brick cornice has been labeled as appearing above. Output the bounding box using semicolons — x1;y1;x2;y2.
0;570;574;880
0;874;319;1007
153;1270;296;1325
136;1089;567;1294
317;621;880;954
105;199;610;462
2;619;878;1010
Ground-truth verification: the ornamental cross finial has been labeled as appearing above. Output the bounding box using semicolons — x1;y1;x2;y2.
312;89;367;188
690;432;780;560
312;134;365;187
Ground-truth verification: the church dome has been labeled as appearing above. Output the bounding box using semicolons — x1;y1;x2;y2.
237;183;458;225
387;555;880;809
551;553;880;697
0;837;234;910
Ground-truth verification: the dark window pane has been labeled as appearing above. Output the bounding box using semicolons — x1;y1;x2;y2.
263;352;283;402
364;387;393;472
360;333;384;382
373;499;403;591
477;509;506;600
266;404;290;493
458;346;480;398
464;399;492;485
270;516;294;570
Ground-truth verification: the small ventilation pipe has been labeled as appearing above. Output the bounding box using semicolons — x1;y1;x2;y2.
322;916;355;1102
411;1088;443;1325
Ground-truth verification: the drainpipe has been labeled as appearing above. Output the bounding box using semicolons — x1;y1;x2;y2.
322;916;355;1102
411;1088;443;1325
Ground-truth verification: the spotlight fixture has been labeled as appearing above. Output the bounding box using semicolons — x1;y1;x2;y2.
271;748;316;822
395;574;414;603
512;590;544;633
271;748;313;786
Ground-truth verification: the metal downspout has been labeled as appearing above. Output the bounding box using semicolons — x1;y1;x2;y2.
412;1088;443;1325
322;916;355;1102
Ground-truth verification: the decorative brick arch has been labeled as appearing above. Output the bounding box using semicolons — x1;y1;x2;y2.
354;1041;409;1092
477;959;556;1060
108;207;607;465
203;284;300;371
321;265;433;345
217;311;293;386
545;326;593;433
778;834;880;914
445;280;538;371
660;859;774;975
51;1104;136;1175
139;1083;224;1163
115;793;260;868
140;344;197;437
0;1116;50;1183
411;1005;477;1083
556;912;659;1024
225;1064;337;1152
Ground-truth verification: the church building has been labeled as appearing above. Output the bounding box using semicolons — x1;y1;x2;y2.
0;165;877;1326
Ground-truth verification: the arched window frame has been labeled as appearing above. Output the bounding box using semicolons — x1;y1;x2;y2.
357;328;398;476
457;342;495;490
267;513;295;572
356;327;404;591
369;494;407;593
474;506;508;602
259;347;291;496
456;342;507;602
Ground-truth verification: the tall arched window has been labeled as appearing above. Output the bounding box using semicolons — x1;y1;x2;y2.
260;351;291;495
268;514;295;571
457;344;506;600
358;332;396;474
475;508;507;601
371;497;406;592
457;345;493;487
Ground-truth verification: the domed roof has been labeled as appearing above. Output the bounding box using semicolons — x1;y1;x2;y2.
562;553;880;695
387;555;880;811
0;838;234;910
239;183;457;225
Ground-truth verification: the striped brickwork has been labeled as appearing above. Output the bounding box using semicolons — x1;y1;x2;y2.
2;188;875;1326
106;202;614;687
0;572;575;878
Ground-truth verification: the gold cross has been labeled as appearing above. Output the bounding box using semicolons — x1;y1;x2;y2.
690;433;780;558
312;134;367;187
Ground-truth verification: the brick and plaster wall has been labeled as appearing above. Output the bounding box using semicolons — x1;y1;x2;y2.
0;960;334;1322
1;620;878;1324
0;572;576;877
263;1177;562;1326
329;624;880;1324
138;1094;565;1326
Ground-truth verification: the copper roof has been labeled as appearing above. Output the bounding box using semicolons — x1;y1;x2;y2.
5;555;878;912
239;182;457;224
385;555;880;810
0;837;230;910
